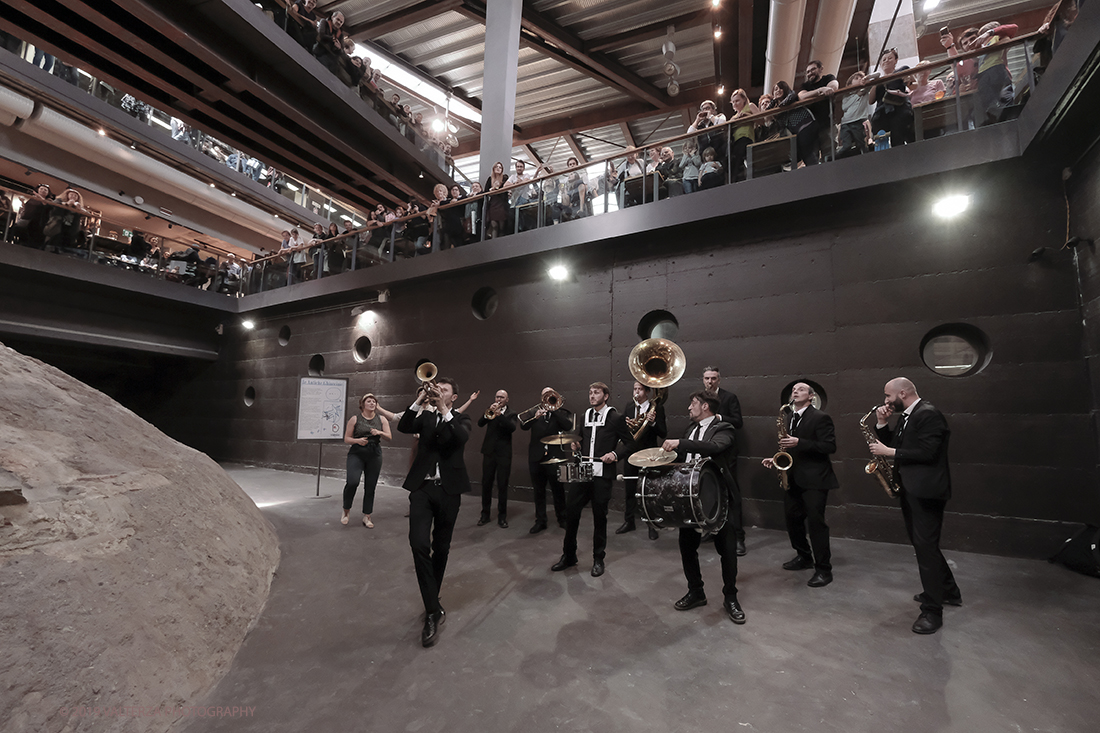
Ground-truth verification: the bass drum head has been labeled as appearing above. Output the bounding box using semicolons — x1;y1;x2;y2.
693;460;727;532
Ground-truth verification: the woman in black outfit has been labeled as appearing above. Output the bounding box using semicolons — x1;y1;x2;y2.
869;48;915;147
772;80;820;167
342;394;391;528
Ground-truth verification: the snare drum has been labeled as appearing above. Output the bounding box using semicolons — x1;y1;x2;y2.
558;460;595;484
637;459;727;533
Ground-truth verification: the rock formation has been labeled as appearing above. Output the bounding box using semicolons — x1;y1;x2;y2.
0;342;280;732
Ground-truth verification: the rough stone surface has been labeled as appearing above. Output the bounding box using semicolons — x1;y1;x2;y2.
0;343;280;733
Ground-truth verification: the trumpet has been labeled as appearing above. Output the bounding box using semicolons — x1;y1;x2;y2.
415;361;440;402
517;389;564;425
484;402;502;420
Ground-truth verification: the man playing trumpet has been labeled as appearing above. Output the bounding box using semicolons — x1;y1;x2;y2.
762;382;838;588
398;375;472;648
477;390;516;528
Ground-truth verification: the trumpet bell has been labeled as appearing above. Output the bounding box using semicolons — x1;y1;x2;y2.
772;451;793;471
628;338;686;389
415;361;438;383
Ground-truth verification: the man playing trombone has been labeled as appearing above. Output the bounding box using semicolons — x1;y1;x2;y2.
617;381;667;540
519;386;573;534
477;390;516;528
761;382;838;588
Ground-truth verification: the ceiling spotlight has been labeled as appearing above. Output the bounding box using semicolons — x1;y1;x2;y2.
231;192;237;197
711;0;721;7
717;84;726;95
241;319;255;330
418;171;424;179
925;0;941;9
714;25;722;40
209;182;216;188
667;79;681;96
932;194;970;218
98;128;106;136
548;265;569;281
431;118;445;133
130;142;137;150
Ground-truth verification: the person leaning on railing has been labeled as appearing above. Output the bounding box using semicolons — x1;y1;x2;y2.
772;80;820;167
43;188;90;251
10;183;53;249
837;71;873;158
678;139;701;194
869;48;915;148
440;184;467;250
728;89;762;182
974;21;1018;126
313;12;346;78
286;0;318;52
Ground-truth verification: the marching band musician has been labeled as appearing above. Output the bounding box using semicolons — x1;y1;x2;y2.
761;383;838;587
551;382;634;578
661;391;745;624
397;375;472;648
477;390;517;529
520;386;573;534
617;381;667;540
701;366;747;555
868;377;960;635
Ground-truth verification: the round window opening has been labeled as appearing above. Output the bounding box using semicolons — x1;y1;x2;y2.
779;380;827;410
637;310;679;340
308;354;326;376
278;325;291;346
472;287;498;320
353;336;372;363
920;324;991;377
243;386;256;407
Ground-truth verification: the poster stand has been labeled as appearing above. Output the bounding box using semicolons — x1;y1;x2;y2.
295;376;348;497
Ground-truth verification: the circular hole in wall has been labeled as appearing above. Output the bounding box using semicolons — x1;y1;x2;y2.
243;386;256;407
278;325;291;346
308;354;326;376
920;324;991;377
353;336;373;363
779;379;827;410
471;287;498;320
637;310;679;340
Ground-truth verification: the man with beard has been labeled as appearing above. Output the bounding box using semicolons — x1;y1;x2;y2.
869;377;961;634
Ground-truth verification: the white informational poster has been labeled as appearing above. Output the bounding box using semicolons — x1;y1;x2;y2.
296;377;348;440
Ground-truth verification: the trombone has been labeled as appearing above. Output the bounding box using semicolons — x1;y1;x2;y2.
517;388;564;425
626;337;686;441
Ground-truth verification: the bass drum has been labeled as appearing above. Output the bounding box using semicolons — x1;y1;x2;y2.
637;459;728;533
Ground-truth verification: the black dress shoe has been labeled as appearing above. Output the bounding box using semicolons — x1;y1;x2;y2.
591;559;605;577
498;518;508;529
735;539;747;556
529;522;547;534
782;555;814;571
807;571;833;587
648;525;659;541
421;611;444;647
914;592;962;607
674;591;707;611
551;554;578;571
724;598;746;624
615;521;636;534
912;612;943;634
477;514;490;526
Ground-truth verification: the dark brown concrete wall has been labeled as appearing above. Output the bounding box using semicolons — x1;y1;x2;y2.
1069;141;1100;475
147;157;1099;558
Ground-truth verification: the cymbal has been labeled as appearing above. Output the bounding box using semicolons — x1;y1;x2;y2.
541;433;580;445
628;447;676;467
540;457;568;465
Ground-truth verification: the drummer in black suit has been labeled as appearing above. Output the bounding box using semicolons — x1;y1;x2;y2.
519;386;574;533
762;382;838;588
701;366;746;555
551;382;634;578
616;381;667;540
661;390;745;624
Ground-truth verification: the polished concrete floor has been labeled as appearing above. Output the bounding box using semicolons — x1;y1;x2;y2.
181;465;1100;733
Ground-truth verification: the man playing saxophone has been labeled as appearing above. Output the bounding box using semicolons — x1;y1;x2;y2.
761;383;838;587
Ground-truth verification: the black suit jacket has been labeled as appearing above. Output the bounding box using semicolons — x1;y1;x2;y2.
478;410;517;458
398;407;472;495
875;400;951;501
714;387;742;430
520;408;574;463
621;400;668;450
786;405;839;491
578;406;634;464
674;419;738;499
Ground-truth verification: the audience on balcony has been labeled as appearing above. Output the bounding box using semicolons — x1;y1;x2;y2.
287;0;319;52
698;147;724;190
314;12;346;77
485;161;510;239
869;48;915;148
678;139;701;194
974;21;1018;126
729;89;762;181
773;80;820;166
10;183;53;249
798;60;839;162
837;71;873;158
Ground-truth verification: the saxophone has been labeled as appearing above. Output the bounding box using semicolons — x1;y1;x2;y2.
859;407;901;498
771;402;794;491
